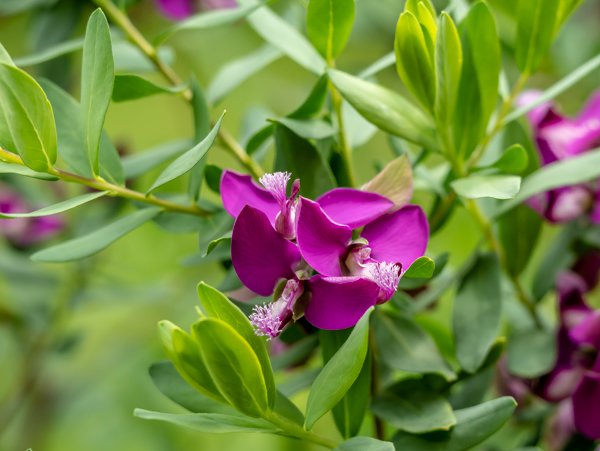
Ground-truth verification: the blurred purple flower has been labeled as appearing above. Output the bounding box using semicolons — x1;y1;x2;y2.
535;271;600;440
156;0;236;20
0;185;64;248
520;90;600;223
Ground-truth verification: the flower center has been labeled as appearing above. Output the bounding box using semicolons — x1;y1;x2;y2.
344;245;401;303
250;279;304;339
259;172;300;240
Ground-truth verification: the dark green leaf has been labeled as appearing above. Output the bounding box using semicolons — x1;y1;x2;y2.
393;397;517;451
0;192;106;218
453;253;502;373
498;204;542;276
271;335;318;371
490;144;530;174
272;117;337;140
403;256;436;279
81;9;114;175
335;437;395;451
328;70;438;150
508;328;556;378
204;164;223;194
0;63;57;172
147;112;224;193
289;75;329;119
374;311;454;380
31;207;160;262
306;0;355;61
451;175;521;200
202;232;231;256
111;74;184;102
304;309;372;430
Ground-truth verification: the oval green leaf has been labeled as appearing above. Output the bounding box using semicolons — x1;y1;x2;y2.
451;174;521;200
306;0;355;61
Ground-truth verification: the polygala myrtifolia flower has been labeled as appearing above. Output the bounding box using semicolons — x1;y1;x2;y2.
520;90;600;223
532;262;600;441
220;170;429;338
156;0;236;20
0;184;64;248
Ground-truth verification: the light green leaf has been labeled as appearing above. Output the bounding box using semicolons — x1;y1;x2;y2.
208;45;282;105
304;309;372;430
134;409;279;434
403;256;436;279
192;318;269;417
0;43;15;66
495;149;600;216
435;12;462;127
0;63;57;172
373;311;454;380
516;0;561;74
451;174;521;200
112;74;184;102
358;52;395;79
196;283;275;407
362;154;413;210
335;437;395;451
31;207;160;262
155;3;265;45
81;9;114;175
0;162;57;180
453;253;502;373
0;192;106;218
498;204;542;276
122;139;191;179
328;70;438;150
489;144;530;174
13;38;83;67
395;11;435;111
147;112;224;193
236;0;326;74
306;0;355;61
508;328;556;378
272;117;337;140
393;397;517;450
372;380;456;434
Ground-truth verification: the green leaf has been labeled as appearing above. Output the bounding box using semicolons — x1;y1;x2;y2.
31;207;160;262
453;1;500;158
111;74;184;102
0;162;57;180
196;283;275;407
40;79;124;184
515;0;561;74
393;397;517;450
362;154;413;210
306;0;355;61
0;43;15;66
373;311;454;379
372;380;456;434
188;79;211;201
335;437;395;451
81;9;114;175
273;123;335;199
0;192;106;218
403;256;436;279
147;112;224;193
271;117;337;140
489;144;529;174
134;409;279;434
498;204;542;276
508;328;556;378
13;38;83;67
451;175;521;200
495;149;600;216
121;139;191;179
155;3;265;45
289;75;329;119
149;361;235;414
358;51;395;79
203;232;231;257
435;12;462;127
395;11;436;111
453;253;502;373
304;309;372;430
192;318;269;417
328;70;438;151
320;329;371;438
207;45;282;105
0;63;57;172
237;0;326;74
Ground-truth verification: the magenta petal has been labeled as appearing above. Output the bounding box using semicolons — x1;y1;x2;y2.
570;310;600;349
220;170;280;223
305;275;379;330
316;188;393;229
572;369;600;439
361;205;428;268
296;197;351;276
231;206;301;296
156;0;194;20
518;90;554;128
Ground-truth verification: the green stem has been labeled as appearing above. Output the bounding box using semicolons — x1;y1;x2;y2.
264;412;337;449
330;82;356;187
0;147;210;217
92;0;264;179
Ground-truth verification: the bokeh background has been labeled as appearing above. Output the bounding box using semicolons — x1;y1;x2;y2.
0;0;599;450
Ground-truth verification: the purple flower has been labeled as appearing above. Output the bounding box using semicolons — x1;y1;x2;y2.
220;170;428;337
520;90;600;223
0;185;64;248
535;271;600;440
156;0;236;20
